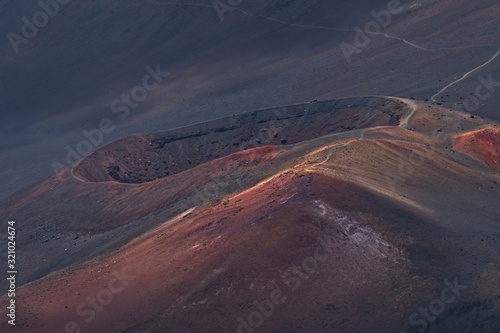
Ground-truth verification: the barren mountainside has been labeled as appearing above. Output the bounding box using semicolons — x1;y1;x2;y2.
1;1;500;332
2;96;500;332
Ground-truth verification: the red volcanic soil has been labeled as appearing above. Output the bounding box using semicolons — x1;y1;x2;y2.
0;97;409;287
3;170;425;333
2;98;500;333
453;128;500;170
73;97;406;184
7;142;500;332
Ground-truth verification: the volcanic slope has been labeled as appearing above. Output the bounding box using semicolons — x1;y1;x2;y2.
1;97;500;332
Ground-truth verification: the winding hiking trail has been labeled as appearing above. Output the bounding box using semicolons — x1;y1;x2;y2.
143;0;491;55
397;97;418;128
431;49;500;102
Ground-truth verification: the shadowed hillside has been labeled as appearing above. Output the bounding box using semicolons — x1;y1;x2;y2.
1;1;500;332
1;97;499;332
1;0;500;200
74;97;406;183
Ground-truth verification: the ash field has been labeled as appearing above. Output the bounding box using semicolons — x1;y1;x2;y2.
1;1;500;333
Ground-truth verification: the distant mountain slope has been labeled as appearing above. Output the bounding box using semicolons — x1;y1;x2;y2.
1;1;499;200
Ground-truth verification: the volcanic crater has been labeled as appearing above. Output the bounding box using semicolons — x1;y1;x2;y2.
2;96;500;333
74;97;407;184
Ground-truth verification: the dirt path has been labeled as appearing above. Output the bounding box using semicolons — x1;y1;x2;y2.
396;97;418;128
431;49;500;102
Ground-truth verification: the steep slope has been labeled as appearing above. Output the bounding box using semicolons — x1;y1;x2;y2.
2;0;500;201
0;96;408;287
453;128;500;170
1;97;499;332
74;97;405;183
